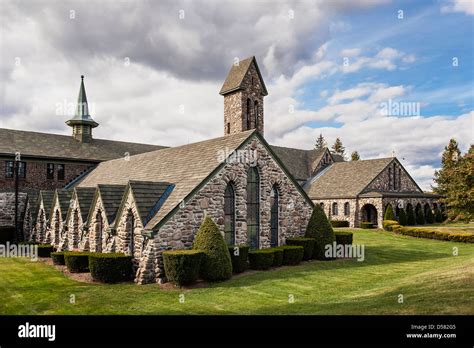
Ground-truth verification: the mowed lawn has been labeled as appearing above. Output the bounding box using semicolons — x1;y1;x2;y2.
0;228;473;315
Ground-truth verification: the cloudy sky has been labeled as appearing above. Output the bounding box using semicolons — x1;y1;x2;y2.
1;0;473;190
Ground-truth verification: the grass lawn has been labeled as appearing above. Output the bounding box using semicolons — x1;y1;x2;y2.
0;228;473;315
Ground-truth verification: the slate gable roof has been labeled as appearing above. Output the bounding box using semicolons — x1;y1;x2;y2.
96;185;126;224
306;158;395;199
79;130;255;230
128;181;174;226
0;128;166;162
270;146;326;181
73;187;96;222
27;191;40;224
39;190;55;220
219;56;268;96
52;189;73;221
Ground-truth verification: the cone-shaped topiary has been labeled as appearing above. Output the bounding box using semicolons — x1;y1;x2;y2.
406;205;416;226
398;208;407;226
434;207;443;223
193;217;232;281
384;204;395;221
416;208;425;225
305;204;336;260
425;207;435;224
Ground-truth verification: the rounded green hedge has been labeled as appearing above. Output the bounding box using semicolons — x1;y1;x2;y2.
360;222;374;229
163;250;204;286
270;248;284;267
89;253;133;283
248;249;274;270
193;217;232;281
37;244;54;258
335;232;353;245
228;245;249;273
64;252;91;273
285;237;315;260
330;220;350;228
51;252;65;265
278;245;304;265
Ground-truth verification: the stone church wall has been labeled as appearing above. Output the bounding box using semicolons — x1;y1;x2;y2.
136;137;313;284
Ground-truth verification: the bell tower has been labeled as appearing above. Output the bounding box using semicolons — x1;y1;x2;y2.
220;56;268;136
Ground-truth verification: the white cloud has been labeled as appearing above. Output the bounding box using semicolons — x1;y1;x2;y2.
441;0;474;15
340;48;361;57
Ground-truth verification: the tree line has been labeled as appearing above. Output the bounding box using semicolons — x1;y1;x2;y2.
433;139;473;222
314;133;359;161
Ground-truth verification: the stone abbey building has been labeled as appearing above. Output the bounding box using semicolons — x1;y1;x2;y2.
1;56;439;284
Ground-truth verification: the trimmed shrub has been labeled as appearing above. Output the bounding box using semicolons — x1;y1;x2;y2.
64;252;91;273
383;220;399;231
227;245;249;274
416;209;425;225
335;231;353;245
37;244;54;258
89;253;133;283
384;205;395;221
448;234;474;243
390;226;474;243
285;237;315;260
51;252;65;265
278;245;304;265
360;222;374;229
305;204;336;260
398;208;407;226
248;249;274;270
270;248;284;267
330;220;349;228
192;217;232;281
434;207;443;223
425;208;435;224
406;205;416;226
0;227;15;244
162;250;204;286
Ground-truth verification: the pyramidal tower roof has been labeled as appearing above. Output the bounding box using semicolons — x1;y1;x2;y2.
219;56;268;96
66;75;99;128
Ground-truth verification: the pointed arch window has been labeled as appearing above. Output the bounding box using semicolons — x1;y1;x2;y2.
246;98;252;130
247;167;260;249
126;209;135;257
332;202;338;216
254;101;259;129
344;202;350;216
224;182;236;245
95;210;103;253
270;185;279;247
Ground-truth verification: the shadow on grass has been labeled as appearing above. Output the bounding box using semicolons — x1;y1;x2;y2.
209;245;451;289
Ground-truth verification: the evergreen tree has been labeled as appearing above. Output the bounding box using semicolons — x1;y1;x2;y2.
315;133;327;150
406;205;416;226
193;217;232;281
384;204;395;221
447;145;474;221
433;140;473;221
416;208;425;225
433;139;461;197
351;151;360;161
331;137;345;157
398;208;408;226
425;207;435;224
434;206;443;223
305;204;335;260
